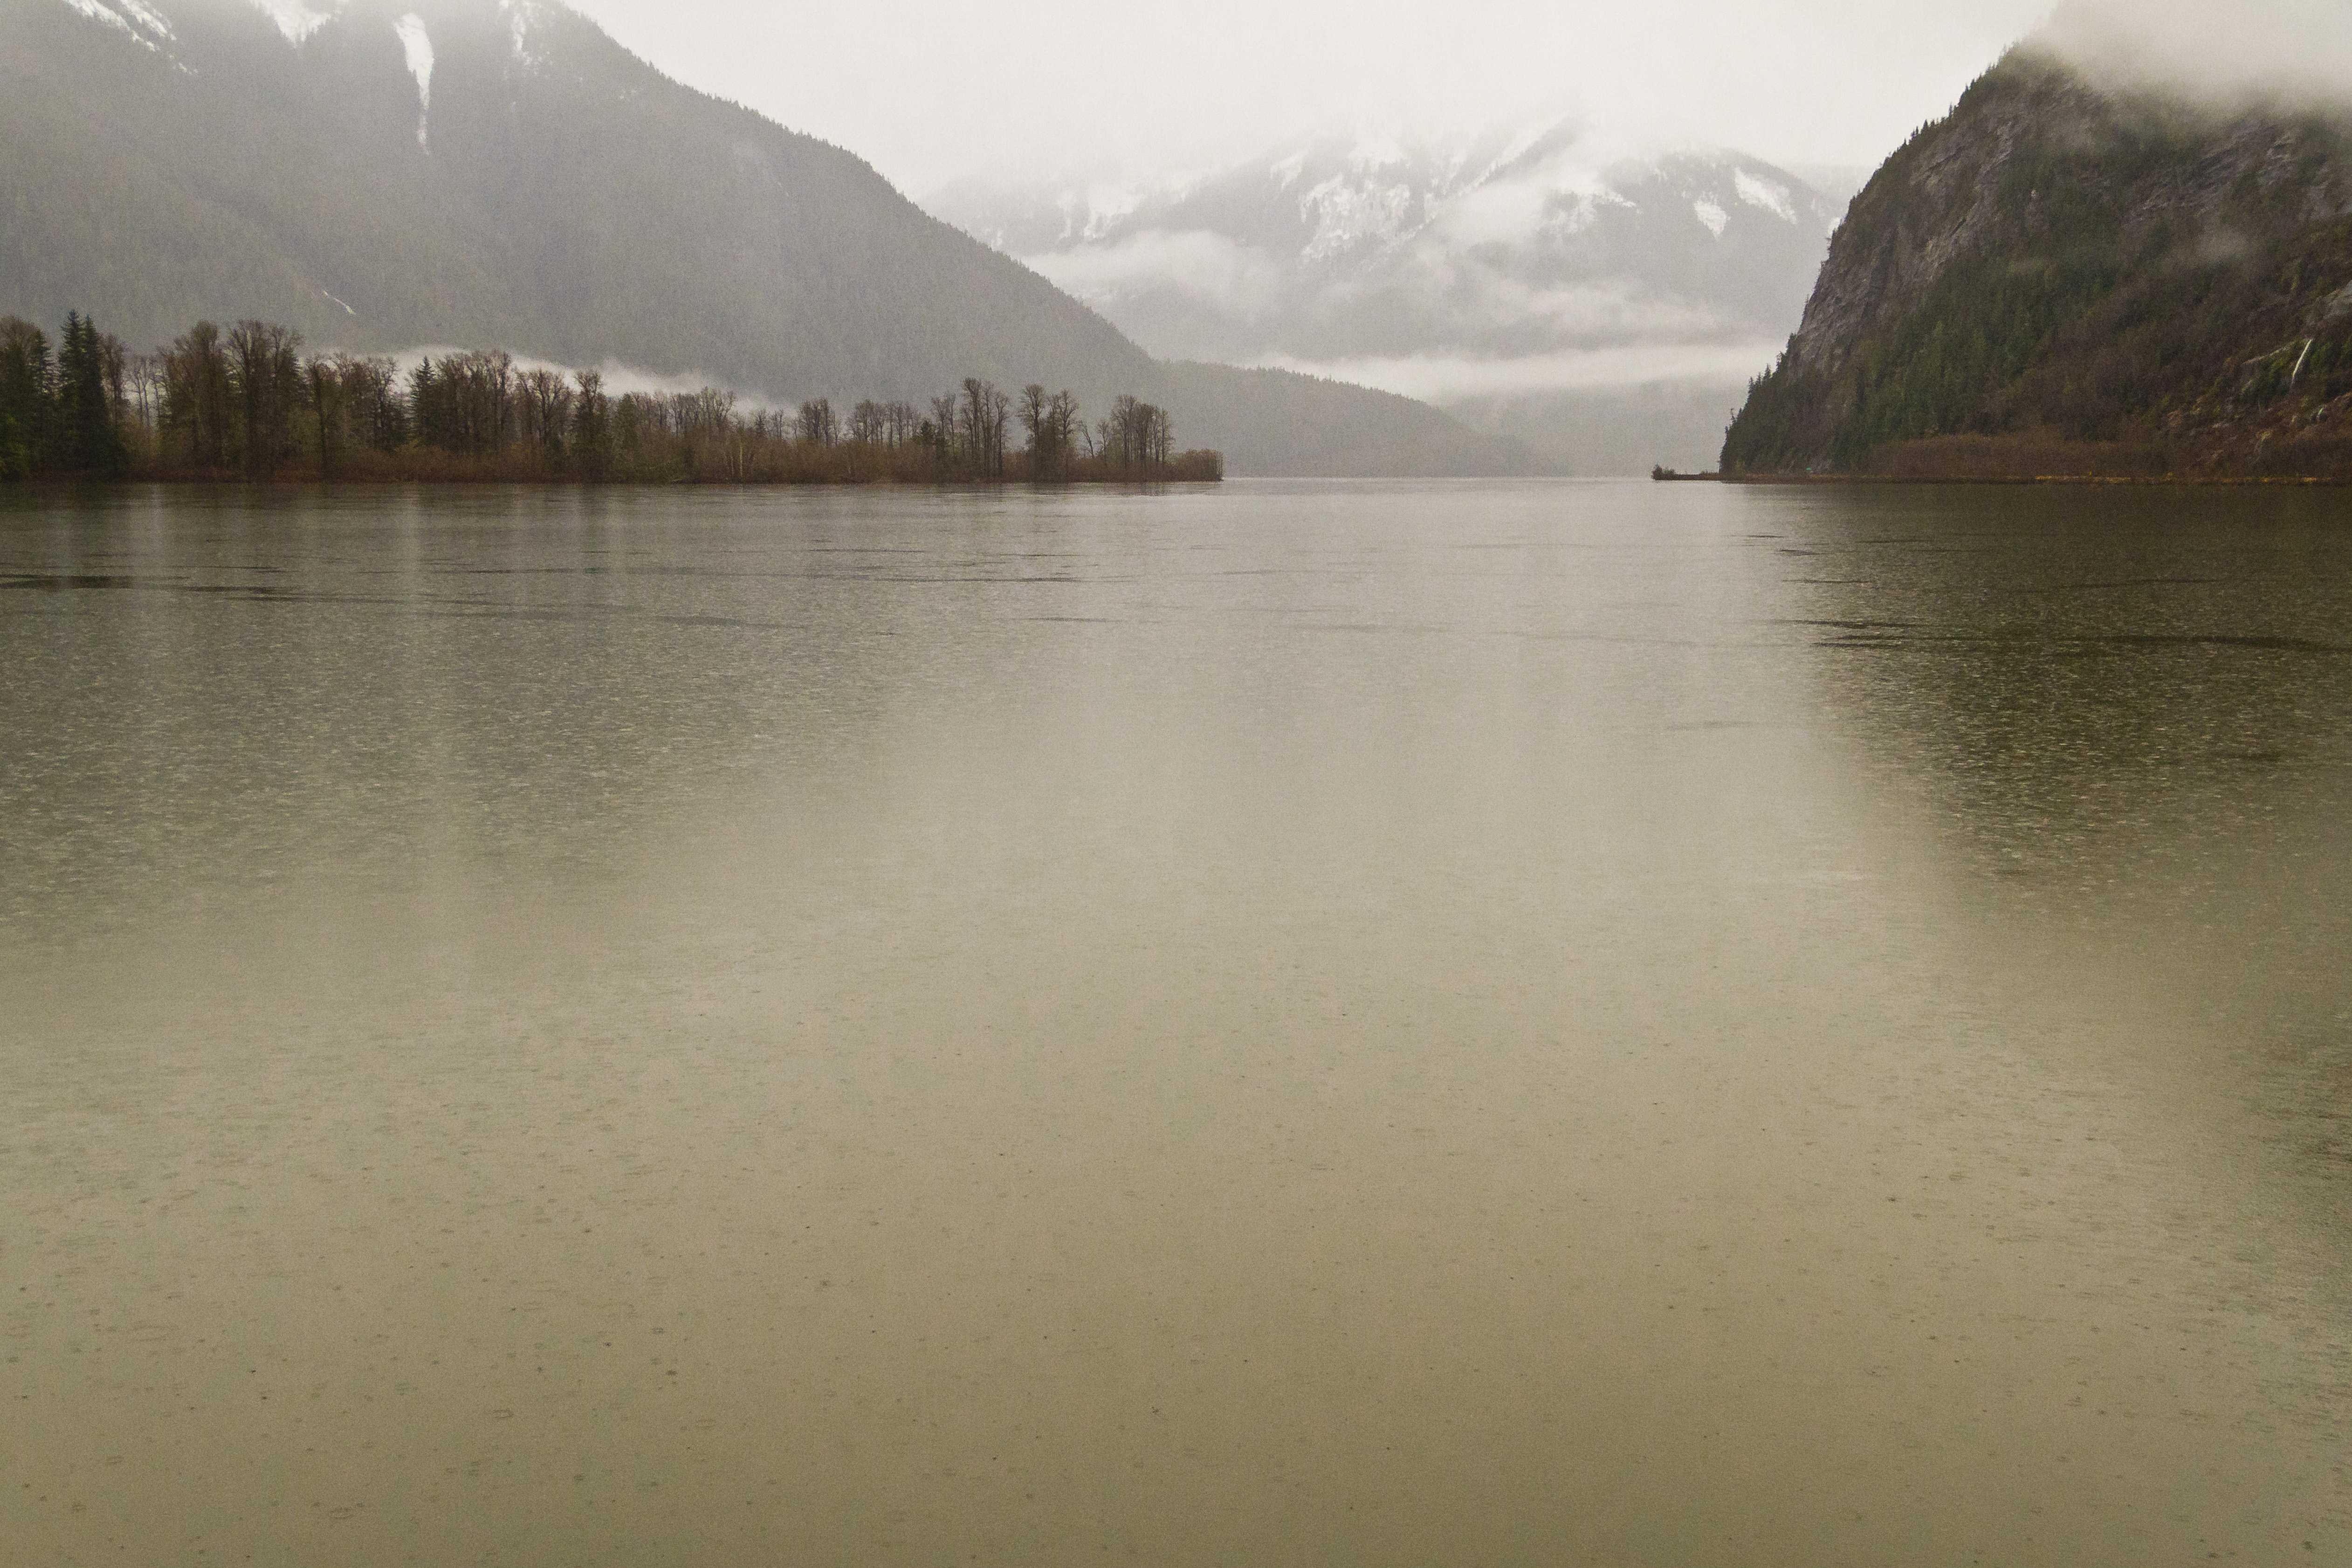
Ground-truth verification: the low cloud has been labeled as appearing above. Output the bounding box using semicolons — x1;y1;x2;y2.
2035;0;2352;113
379;345;785;408
1024;231;1289;318
1434;269;1727;343
1249;342;1785;402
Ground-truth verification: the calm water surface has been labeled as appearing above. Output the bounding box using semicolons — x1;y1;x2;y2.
2;480;2348;1566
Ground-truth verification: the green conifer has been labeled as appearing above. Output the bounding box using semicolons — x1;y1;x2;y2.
57;312;129;477
0;317;55;475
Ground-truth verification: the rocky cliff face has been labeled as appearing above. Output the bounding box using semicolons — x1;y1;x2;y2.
1723;50;2352;477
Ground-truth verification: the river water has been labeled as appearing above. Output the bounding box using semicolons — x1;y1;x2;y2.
2;481;2347;1566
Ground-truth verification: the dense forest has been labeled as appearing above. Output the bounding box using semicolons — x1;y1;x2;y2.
1720;51;2352;480
0;312;1219;485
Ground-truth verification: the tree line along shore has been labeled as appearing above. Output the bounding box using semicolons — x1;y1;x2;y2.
0;313;1222;485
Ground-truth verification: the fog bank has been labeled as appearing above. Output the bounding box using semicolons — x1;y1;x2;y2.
2036;0;2352;113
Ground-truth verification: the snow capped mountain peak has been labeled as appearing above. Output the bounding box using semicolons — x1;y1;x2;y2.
1299;172;1421;262
923;121;1841;467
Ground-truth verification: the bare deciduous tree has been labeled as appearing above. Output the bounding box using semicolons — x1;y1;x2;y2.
795;397;837;447
226;319;302;476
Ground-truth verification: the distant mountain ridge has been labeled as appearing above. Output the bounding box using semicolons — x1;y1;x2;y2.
0;0;1527;475
1722;47;2352;478
929;128;1844;472
932;127;1840;363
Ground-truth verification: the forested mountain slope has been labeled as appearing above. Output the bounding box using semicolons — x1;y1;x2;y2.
0;0;1525;474
1721;48;2352;479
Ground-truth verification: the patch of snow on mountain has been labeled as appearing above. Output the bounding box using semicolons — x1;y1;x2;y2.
1540;189;1630;240
1078;185;1144;242
66;0;174;38
1300;176;1417;262
504;0;551;70
1732;170;1796;223
1692;197;1729;238
55;0;165;46
248;0;338;44
394;14;433;148
57;0;133;38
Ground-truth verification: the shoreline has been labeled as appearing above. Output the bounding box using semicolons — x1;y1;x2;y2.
1655;472;2352;488
0;472;1223;490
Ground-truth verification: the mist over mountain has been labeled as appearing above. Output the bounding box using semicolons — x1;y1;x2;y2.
928;127;1848;473
1722;42;2352;479
1;0;1525;475
2036;0;2352;117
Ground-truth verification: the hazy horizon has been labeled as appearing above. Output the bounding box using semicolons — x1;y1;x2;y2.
564;0;2056;194
552;0;2352;199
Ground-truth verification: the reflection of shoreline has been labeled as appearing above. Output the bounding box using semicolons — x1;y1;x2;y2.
1660;472;2352;486
7;472;1226;490
1770;482;2352;1007
1726;429;2352;484
1778;480;2352;1300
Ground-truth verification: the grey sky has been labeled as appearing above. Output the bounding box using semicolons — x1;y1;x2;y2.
564;0;2062;194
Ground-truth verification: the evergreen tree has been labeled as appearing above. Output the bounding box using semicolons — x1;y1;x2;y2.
56;313;129;476
307;358;344;477
0;318;56;476
407;357;440;449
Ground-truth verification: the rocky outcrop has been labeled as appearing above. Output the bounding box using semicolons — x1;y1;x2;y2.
1723;49;2352;477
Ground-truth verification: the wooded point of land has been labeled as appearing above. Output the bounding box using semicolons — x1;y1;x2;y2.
0;313;1220;485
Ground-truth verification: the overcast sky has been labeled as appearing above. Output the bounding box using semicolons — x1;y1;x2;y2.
564;0;2065;194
